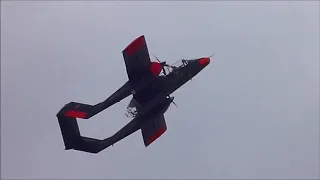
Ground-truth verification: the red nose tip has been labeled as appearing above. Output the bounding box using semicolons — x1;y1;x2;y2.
198;57;210;67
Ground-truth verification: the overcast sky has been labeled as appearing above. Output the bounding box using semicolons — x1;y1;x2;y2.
1;1;319;179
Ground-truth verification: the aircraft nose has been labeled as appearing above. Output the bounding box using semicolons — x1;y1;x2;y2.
197;57;210;67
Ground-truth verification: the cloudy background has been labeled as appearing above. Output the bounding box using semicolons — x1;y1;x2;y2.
1;1;319;179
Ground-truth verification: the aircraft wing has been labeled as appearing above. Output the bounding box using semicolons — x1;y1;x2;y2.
122;35;151;82
141;113;167;146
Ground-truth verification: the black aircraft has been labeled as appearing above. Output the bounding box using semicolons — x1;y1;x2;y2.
56;35;211;153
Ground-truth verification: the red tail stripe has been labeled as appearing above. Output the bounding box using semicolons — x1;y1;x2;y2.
65;110;87;118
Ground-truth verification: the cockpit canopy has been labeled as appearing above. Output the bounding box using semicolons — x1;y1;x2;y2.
171;59;189;67
160;59;190;76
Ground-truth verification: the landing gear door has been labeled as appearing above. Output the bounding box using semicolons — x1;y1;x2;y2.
125;98;142;118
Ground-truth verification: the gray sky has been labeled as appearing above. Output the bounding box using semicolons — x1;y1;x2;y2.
1;1;319;179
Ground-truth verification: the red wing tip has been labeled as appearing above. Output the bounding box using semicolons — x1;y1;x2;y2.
123;35;145;55
147;126;167;145
128;35;144;45
64;110;87;119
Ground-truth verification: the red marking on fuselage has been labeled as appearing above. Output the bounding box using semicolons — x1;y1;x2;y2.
124;35;144;56
65;110;87;118
147;126;167;145
149;62;162;76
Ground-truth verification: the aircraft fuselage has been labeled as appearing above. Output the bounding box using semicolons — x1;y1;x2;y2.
103;57;210;111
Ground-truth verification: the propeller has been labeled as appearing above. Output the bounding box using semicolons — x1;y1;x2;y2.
172;100;178;107
152;55;169;76
167;95;178;107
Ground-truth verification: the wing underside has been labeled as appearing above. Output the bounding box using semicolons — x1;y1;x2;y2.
122;35;151;82
141;113;167;146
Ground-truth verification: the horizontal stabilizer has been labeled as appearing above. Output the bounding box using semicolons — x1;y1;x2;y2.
59;101;111;119
57;113;115;153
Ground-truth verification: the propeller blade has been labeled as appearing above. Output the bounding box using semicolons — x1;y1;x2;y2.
152;54;168;76
172;101;178;107
153;55;167;66
161;64;167;76
152;54;159;61
155;56;161;63
167;95;178;107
